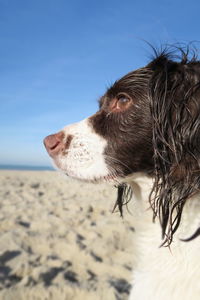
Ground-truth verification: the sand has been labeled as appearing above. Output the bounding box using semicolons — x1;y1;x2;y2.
0;170;135;300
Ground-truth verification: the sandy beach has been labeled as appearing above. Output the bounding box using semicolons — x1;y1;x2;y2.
0;170;135;300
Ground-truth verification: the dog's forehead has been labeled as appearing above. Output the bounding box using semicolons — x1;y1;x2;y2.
98;69;141;105
111;66;152;93
98;66;152;109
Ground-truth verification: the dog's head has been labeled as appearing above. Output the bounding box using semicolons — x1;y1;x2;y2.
44;66;154;182
44;46;200;245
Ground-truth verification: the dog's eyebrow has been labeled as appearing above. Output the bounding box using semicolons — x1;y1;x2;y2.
98;96;106;108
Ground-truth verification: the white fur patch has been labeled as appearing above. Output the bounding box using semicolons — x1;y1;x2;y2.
126;175;200;300
54;118;111;182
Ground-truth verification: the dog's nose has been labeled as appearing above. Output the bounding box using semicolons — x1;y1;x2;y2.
43;131;64;157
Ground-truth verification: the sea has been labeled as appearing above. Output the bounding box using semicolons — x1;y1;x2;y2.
0;165;54;171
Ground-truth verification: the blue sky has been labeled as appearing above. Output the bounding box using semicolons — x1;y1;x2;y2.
0;0;200;166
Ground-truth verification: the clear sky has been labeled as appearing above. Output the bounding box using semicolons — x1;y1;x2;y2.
1;0;200;166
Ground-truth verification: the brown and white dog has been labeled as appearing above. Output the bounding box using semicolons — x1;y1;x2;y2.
44;47;200;300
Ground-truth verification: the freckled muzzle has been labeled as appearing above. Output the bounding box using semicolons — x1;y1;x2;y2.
43;119;111;182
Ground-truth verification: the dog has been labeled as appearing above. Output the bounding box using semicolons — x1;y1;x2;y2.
44;46;200;300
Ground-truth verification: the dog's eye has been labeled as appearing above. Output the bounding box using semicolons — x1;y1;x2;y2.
117;95;130;104
117;94;132;108
109;94;132;113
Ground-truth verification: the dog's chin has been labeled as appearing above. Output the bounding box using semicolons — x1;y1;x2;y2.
61;170;120;184
59;168;120;184
51;158;121;184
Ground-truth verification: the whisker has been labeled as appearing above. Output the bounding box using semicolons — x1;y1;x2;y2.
104;154;134;173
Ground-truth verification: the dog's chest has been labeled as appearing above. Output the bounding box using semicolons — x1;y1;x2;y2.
128;177;200;300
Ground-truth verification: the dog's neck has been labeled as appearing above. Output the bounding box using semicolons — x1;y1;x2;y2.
126;172;200;236
126;173;200;300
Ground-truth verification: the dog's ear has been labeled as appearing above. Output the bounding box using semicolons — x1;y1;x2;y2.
148;53;200;246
